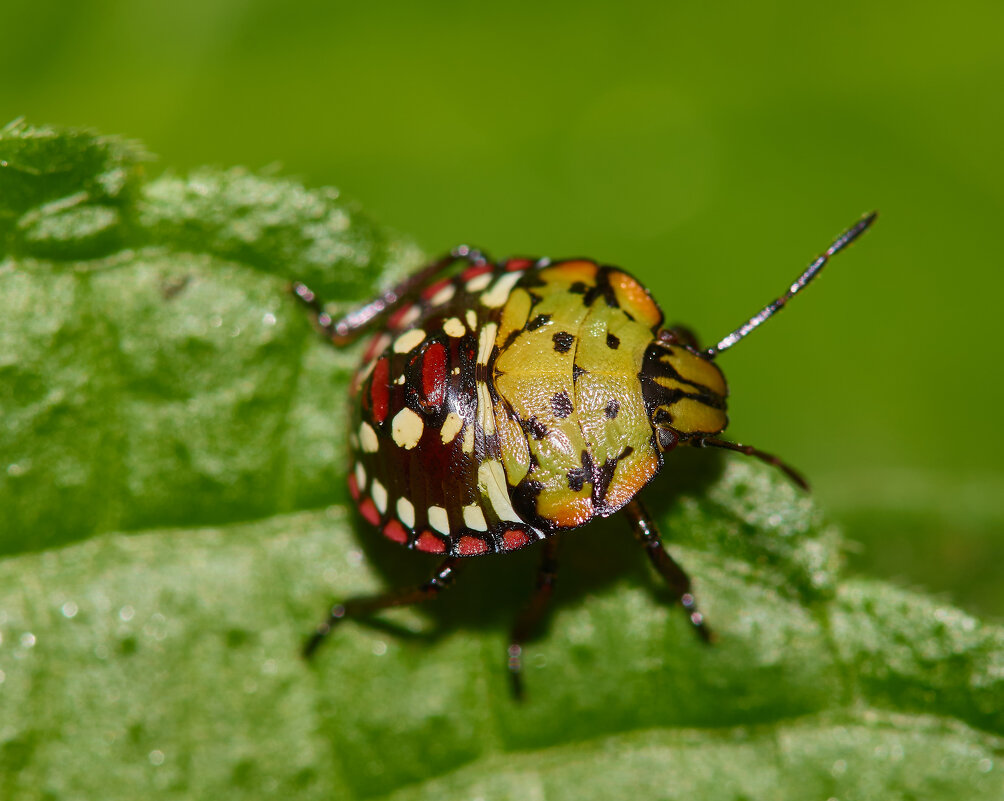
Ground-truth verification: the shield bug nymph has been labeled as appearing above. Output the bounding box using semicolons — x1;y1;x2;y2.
294;211;877;697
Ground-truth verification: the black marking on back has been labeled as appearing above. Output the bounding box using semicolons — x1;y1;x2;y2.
604;399;620;419
594;446;635;512
566;450;595;493
527;314;551;331
522;416;549;440
511;479;546;529
606;332;621;349
583;270;618;308
640;347;727;411
551;391;573;419
552;331;575;353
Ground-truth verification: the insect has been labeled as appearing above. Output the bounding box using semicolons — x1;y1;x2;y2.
294;211;877;697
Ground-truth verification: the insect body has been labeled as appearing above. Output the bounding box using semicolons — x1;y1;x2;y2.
295;212;877;696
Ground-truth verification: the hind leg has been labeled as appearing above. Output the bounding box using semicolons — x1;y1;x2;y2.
302;558;462;658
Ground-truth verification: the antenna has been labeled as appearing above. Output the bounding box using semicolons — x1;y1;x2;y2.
706;211;877;359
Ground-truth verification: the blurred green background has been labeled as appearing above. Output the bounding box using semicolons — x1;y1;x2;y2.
2;0;1001;614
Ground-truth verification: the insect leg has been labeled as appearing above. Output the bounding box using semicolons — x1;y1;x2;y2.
302;557;461;659
507;537;560;701
292;245;488;344
690;436;808;490
623;499;712;643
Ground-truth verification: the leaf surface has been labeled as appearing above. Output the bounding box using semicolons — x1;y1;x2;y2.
0;123;1001;800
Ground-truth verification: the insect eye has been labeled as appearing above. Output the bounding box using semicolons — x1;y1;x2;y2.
656;427;679;453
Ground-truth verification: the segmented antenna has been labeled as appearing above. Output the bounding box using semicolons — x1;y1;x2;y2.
706;211;877;359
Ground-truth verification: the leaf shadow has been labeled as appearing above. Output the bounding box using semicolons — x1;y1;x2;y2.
344;447;728;647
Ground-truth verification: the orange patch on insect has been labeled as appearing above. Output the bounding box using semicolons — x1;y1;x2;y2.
383;519;408;544
415;531;446;554
603;451;660;511
608;270;663;328
457;536;489;556
537;493;593;529
501;529;531;551
549;260;598;284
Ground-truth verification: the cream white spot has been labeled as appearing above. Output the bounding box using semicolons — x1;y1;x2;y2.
465;272;493;293
430;283;456;306
428;505;450;535
359;422;379;453
397;497;415;529
443;317;465;338
371;479;388;514
399;305;422;329
452;367;460;375
465;310;478;329
395;374;406;385
354;462;367;490
478;459;523;523
391;407;424;449
480;271;523;308
462;422;475;454
393;328;426;354
476;322;498;366
476;381;495;436
463;504;488;532
441;412;464;444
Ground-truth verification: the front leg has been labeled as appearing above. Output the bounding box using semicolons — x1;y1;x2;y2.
623;498;712;643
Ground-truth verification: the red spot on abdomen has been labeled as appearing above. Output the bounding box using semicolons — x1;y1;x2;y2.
421;277;452;300
383;519;408;544
421;343;447;408
359;498;381;526
387;302;415;330
362;333;386;362
457;535;489;556
415;530;446;553
370;358;390;423
502;529;531;551
347;473;360;501
505;258;533;272
460;264;493;281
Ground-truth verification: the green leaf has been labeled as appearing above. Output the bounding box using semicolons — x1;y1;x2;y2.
1;123;1001;800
